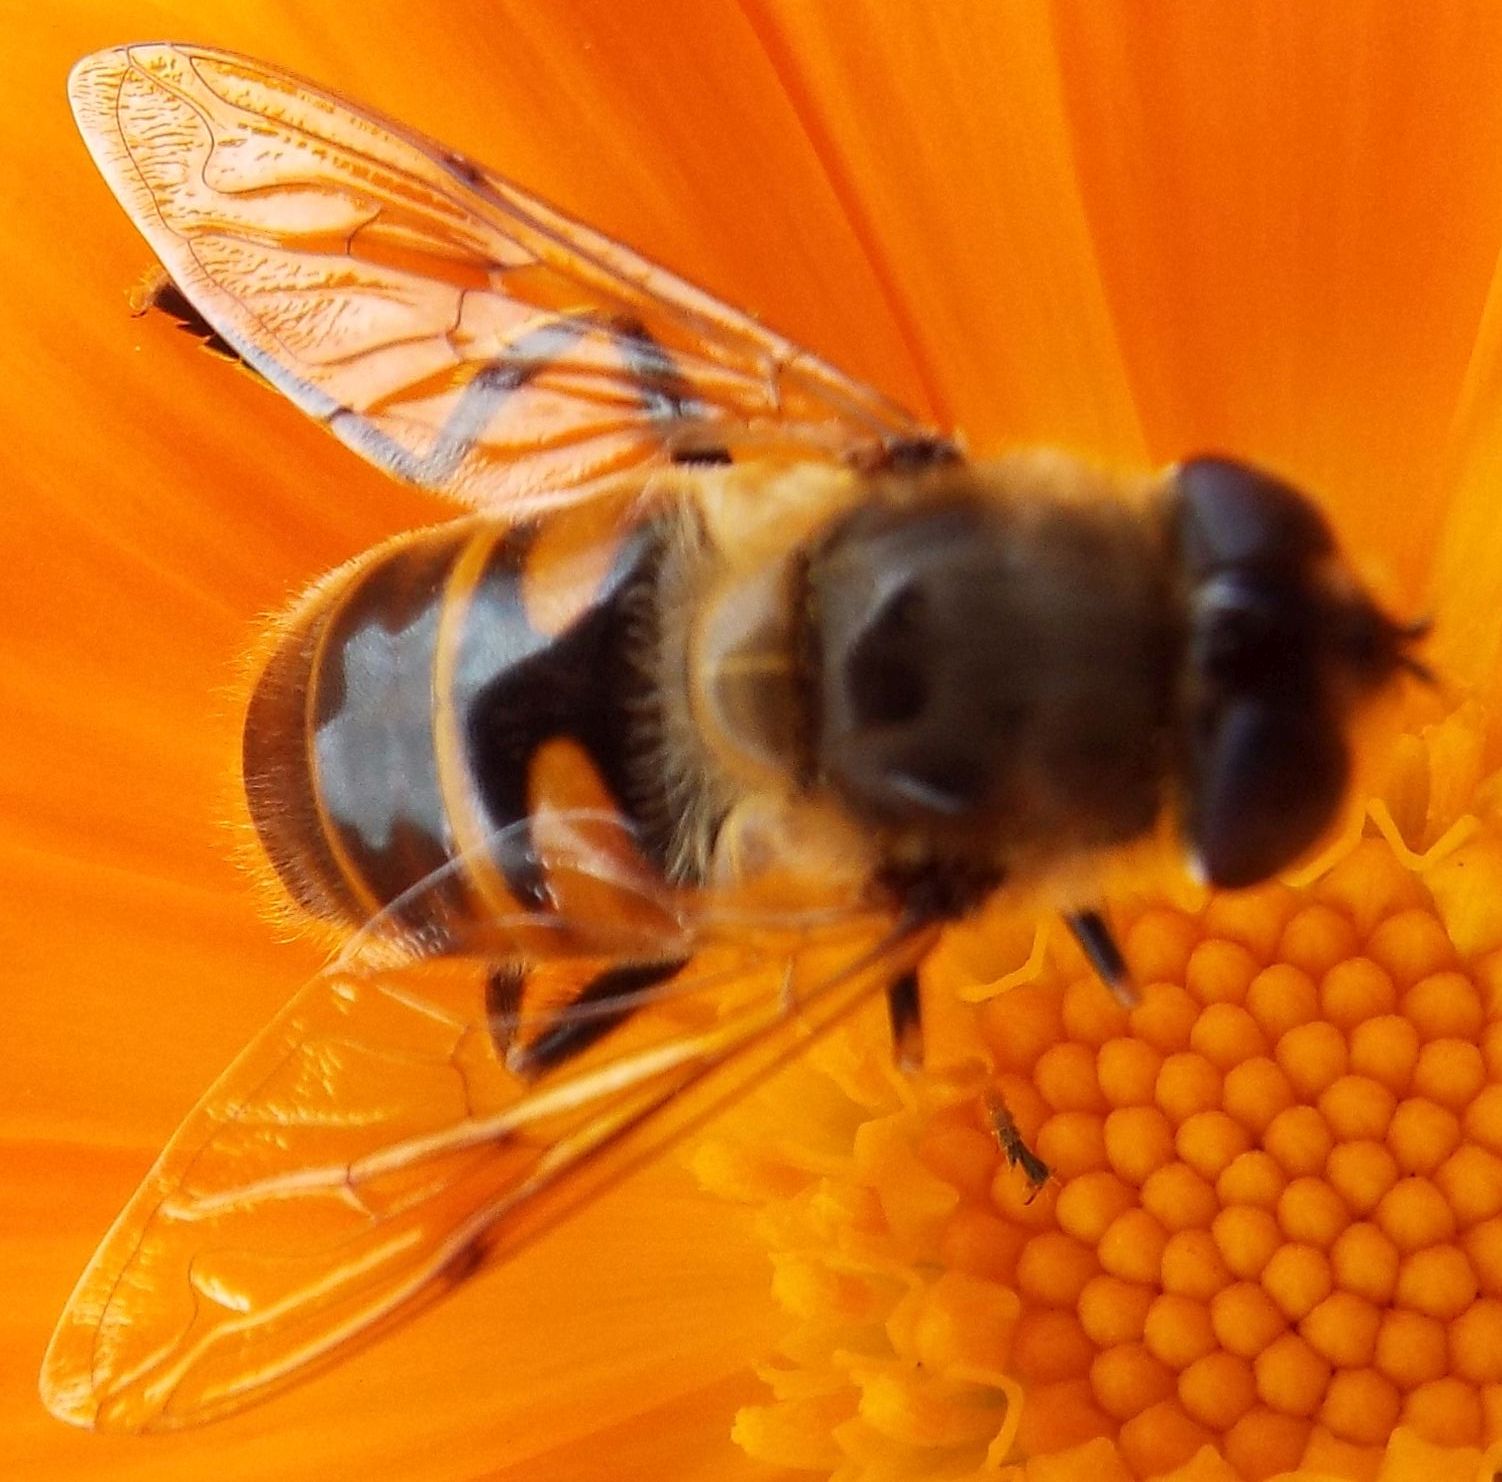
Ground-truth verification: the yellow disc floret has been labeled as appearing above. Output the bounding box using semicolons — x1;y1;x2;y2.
710;712;1502;1478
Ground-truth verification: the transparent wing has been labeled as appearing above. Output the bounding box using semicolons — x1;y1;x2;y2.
68;44;937;516
41;825;918;1432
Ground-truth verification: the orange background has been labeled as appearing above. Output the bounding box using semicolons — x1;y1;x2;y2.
11;3;1502;1480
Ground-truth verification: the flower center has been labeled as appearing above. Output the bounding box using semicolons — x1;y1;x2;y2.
978;846;1500;1477
709;712;1502;1480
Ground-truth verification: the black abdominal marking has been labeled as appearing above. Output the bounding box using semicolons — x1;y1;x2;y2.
458;522;670;906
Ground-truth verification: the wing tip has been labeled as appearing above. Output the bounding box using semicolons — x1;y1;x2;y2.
66;48;124;131
40;1326;169;1434
67;44;128;81
38;1329;103;1431
39;1256;164;1434
67;42;193;132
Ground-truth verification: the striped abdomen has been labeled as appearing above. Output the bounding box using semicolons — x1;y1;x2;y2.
242;507;672;952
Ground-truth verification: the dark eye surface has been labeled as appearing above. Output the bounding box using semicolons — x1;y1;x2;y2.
1190;698;1348;887
1196;573;1316;697
1177;456;1334;577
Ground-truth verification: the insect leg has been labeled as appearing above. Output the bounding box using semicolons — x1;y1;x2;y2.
138;269;253;368
484;963;527;1059
848;435;963;476
506;957;691;1080
886;967;924;1072
1065;909;1134;1005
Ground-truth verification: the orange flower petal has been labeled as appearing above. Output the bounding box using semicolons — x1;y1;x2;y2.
2;0;858;1474
745;0;1146;458
13;2;1502;1479
1055;3;1502;607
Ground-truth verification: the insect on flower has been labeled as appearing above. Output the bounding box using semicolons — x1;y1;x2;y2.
45;42;1426;1432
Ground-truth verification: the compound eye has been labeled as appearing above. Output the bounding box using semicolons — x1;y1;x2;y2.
1197;573;1312;696
1177;457;1334;578
1189;698;1348;888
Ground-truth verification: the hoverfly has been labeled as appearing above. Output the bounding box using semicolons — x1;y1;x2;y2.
45;43;1423;1432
